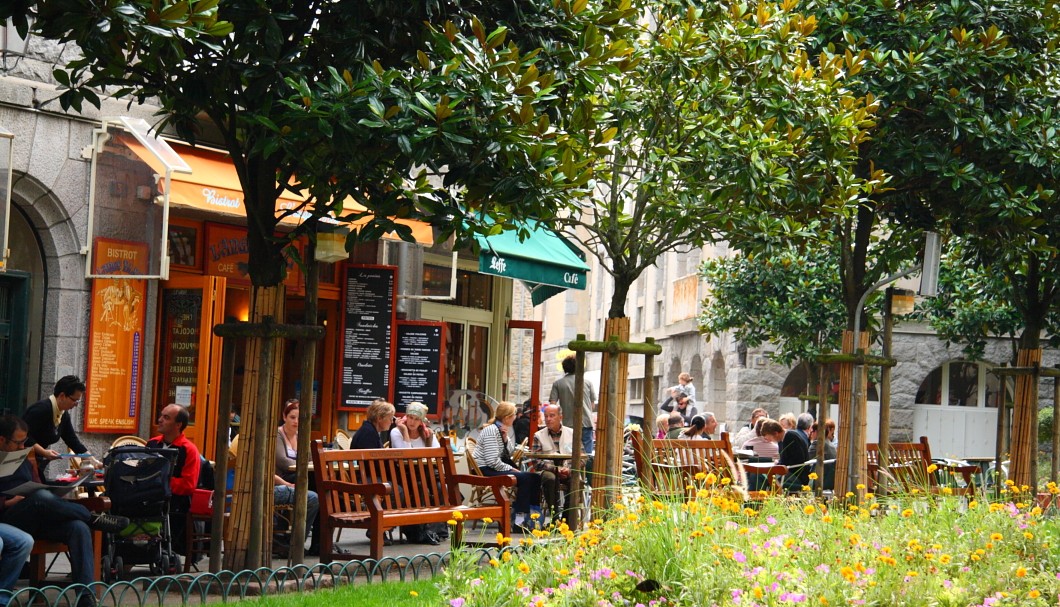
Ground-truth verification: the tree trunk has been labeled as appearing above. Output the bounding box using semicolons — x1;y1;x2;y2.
224;284;286;571
608;275;634;320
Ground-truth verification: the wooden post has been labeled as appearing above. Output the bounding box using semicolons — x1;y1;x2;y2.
995;366;1008;500
643;339;656;431
879;289;893;464
209;335;236;571
1053;367;1059;484
569;339;586;530
830;331;870;497
291;238;320;565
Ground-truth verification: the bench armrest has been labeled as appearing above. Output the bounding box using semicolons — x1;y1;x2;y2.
451;474;517;488
320;479;391;496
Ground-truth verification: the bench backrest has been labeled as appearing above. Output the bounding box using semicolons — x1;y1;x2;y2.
630;430;735;495
311;442;461;516
866;436;935;491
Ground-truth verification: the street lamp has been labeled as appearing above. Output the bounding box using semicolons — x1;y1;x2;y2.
0;125;13;272
1;18;32;71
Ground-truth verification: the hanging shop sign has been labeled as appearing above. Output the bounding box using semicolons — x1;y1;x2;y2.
85;238;148;432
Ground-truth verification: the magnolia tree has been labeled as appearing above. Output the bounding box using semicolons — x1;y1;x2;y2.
0;0;637;567
800;0;1060;488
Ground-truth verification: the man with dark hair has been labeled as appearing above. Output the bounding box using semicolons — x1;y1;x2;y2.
147;404;200;555
549;355;597;455
23;375;101;472
0;415;128;607
779;412;813;489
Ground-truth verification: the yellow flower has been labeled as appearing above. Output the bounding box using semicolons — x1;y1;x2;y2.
1028;590;1041;599
901;509;914;518
1015;566;1027;578
990;533;1003;542
489;559;499;567
753;586;764;599
410;591;418;597
695;471;707;481
530;512;540;520
518;562;530;574
1024;532;1034;540
452;511;464;520
939;554;951;564
856;484;866;490
502;552;512;562
483;517;493;524
612;544;622;553
808;472;818;480
926;464;938;474
804;505;816;515
705;472;718;485
446;519;457;526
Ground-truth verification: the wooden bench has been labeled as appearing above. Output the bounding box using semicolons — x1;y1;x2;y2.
311;441;515;561
630;430;738;498
867;436;978;496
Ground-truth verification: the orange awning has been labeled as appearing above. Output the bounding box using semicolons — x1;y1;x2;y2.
118;133;433;244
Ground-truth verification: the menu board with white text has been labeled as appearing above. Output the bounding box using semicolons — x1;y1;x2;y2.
339;265;396;410
394;321;445;417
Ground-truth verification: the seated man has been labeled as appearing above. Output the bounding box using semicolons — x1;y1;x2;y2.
665;412;685;439
146;404;200;556
0;522;32;607
531;405;573;523
0;415;128;607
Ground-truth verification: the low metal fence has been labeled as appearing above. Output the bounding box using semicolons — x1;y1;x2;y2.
9;550;466;607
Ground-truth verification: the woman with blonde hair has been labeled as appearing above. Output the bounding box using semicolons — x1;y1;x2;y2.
473;401;541;529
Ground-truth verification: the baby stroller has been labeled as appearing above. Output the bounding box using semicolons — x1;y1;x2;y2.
101;445;181;581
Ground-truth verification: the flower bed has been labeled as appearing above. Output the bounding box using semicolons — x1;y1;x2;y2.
440;481;1060;606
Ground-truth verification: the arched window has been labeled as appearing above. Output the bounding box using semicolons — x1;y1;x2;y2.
914;360;1009;408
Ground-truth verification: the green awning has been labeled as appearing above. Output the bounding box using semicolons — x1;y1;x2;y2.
475;221;589;306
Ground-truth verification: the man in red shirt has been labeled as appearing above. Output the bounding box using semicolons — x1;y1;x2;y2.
147;404;200;556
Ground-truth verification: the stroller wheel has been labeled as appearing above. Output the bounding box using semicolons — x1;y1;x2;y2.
101;554;113;583
113;556;124;581
168;553;181;574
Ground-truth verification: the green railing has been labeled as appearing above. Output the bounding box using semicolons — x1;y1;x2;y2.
9;551;467;607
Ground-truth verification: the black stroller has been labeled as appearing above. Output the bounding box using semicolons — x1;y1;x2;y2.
101;445;181;581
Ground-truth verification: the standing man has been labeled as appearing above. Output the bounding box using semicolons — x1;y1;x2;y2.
147;404;201;556
531;405;573;523
23;376;102;472
549;355;597;455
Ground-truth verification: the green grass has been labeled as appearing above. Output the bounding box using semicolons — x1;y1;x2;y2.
239;578;439;607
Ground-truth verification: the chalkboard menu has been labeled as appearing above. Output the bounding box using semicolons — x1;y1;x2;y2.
394;321;445;416
340;265;397;410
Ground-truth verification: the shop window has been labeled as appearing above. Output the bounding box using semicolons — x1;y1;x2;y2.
423;264;492;310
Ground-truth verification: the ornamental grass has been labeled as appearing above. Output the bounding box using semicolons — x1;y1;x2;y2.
440;479;1060;606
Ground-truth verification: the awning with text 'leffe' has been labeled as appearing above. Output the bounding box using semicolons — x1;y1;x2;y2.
474;221;589;306
119;132;434;244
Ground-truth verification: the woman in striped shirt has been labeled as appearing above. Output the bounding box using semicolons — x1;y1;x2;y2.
473;401;541;529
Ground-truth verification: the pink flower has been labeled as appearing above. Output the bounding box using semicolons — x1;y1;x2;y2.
450;599;465;607
734;551;747;563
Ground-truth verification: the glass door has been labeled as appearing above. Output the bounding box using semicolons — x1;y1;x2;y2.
421;304;493;441
155;275;226;458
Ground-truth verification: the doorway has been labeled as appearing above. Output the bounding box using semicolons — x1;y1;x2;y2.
0;272;29;413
